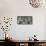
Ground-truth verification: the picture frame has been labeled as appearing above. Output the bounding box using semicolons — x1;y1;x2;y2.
17;16;33;25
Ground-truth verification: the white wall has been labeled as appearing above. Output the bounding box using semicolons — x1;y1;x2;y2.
0;0;46;40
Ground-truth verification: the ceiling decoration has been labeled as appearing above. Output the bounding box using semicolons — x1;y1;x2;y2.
29;0;43;8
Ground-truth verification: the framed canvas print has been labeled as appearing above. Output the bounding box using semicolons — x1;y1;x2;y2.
17;16;33;25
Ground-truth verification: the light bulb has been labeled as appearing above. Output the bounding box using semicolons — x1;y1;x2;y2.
6;34;8;38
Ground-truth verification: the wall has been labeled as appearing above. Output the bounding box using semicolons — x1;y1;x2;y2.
0;0;46;40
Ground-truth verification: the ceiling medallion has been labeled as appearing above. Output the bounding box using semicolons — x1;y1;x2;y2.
29;0;43;8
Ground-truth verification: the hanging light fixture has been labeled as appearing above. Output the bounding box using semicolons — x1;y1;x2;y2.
29;0;44;8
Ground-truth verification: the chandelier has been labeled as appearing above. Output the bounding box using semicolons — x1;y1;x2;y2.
29;0;44;8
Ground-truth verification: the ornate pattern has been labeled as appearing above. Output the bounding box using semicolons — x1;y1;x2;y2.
29;0;43;8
